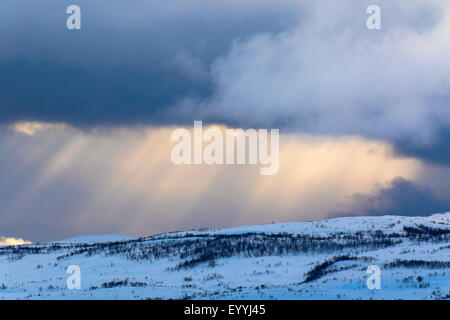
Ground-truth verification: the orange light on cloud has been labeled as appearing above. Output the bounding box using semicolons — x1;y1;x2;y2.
3;122;428;237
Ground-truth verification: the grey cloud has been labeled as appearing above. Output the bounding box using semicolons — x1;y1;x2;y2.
393;127;450;167
182;0;450;165
0;0;299;126
3;125;437;242
1;1;449;165
335;177;450;217
1;1;449;243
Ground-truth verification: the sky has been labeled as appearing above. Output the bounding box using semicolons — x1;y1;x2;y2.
0;0;449;242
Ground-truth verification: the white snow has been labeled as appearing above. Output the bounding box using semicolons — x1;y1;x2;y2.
56;234;137;244
0;213;449;300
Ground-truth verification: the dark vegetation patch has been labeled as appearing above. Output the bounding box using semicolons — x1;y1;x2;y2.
385;259;450;269
97;279;147;289
0;231;403;269
403;225;450;241
302;255;358;283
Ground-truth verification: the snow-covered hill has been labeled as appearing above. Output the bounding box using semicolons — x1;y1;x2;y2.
1;213;449;300
57;234;137;244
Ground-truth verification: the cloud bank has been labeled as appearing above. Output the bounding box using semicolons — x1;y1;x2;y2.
0;1;449;165
1;1;449;241
336;177;450;217
0;0;299;126
187;0;450;165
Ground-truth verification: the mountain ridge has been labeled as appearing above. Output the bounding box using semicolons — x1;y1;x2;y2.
1;213;449;300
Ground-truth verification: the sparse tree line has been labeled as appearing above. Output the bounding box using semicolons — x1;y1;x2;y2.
0;225;448;273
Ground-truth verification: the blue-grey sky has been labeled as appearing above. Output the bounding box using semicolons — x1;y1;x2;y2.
0;0;449;242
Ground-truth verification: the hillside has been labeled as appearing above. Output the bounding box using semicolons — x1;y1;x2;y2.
1;213;449;300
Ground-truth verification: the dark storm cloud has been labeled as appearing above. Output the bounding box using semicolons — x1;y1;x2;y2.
393;127;450;167
0;0;449;166
0;57;211;126
336;177;450;217
0;0;299;126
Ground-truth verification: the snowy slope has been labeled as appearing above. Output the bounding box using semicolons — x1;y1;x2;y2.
0;213;449;300
57;235;137;244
